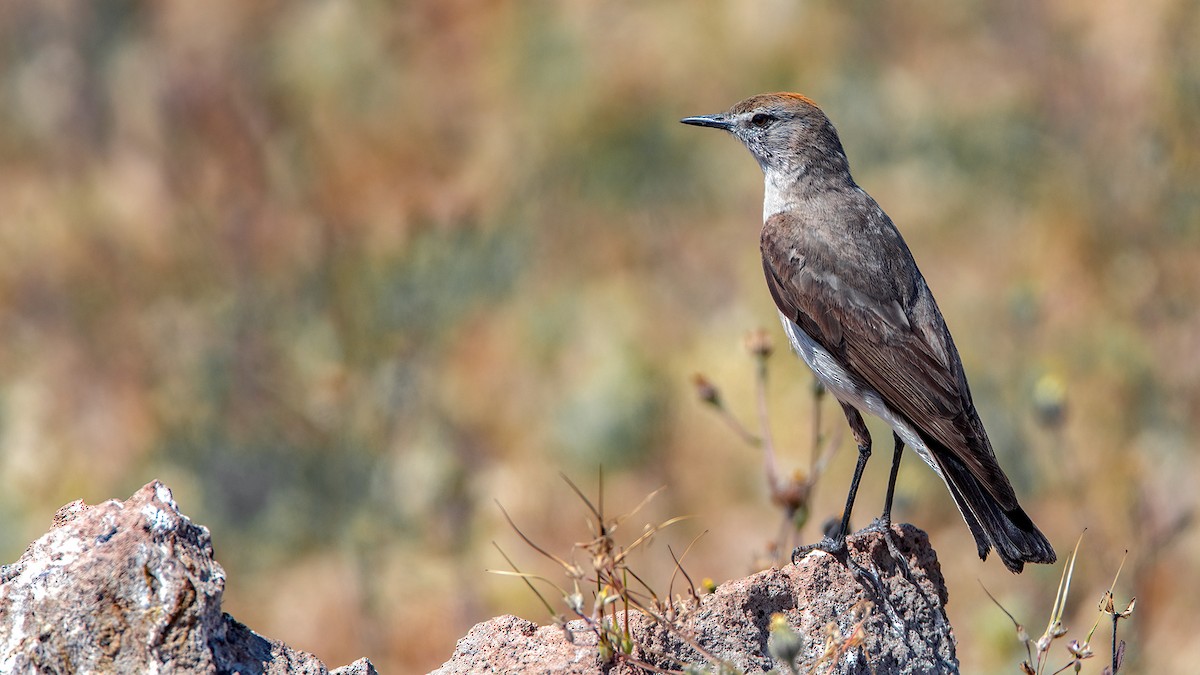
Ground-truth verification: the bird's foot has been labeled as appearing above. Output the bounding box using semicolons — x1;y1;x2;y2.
790;535;847;565
863;516;895;534
862;517;913;576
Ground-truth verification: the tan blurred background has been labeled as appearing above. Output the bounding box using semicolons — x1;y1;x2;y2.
1;1;1197;673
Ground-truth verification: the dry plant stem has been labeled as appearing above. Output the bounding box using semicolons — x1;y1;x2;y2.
698;353;842;560
561;472;604;530
700;383;761;448
811;423;842;479
754;354;782;496
622;567;631;648
807;387;842;503
978;581;1035;667
810;384;823;494
1049;534;1083;621
1048;660;1075;675
1095;552;1133;675
633;600;726;668
495;475;741;673
614;515;691;568
666;532;707;605
588;571;726;671
490;543;568;622
1036;535;1084;674
495;501;579;574
1111;613;1118;675
748;349;798;559
720;408;761;448
981;532;1091;675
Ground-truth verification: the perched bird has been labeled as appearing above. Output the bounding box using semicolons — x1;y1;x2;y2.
681;93;1056;573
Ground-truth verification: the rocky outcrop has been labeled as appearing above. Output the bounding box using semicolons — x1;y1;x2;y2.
435;524;958;674
0;481;959;674
0;481;374;675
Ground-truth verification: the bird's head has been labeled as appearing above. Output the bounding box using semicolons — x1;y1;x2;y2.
681;93;849;179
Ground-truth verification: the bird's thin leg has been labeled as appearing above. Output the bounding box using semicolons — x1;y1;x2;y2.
870;432;912;573
879;432;905;529
793;402;871;563
833;403;872;541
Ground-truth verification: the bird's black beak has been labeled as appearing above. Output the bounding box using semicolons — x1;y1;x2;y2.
680;114;732;130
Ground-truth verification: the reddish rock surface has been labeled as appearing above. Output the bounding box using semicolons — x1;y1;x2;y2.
0;481;375;675
434;524;958;674
0;481;959;674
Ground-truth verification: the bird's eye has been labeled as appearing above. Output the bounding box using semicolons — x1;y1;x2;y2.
750;113;773;128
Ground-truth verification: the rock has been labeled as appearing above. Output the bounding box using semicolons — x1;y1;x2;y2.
332;658;380;675
0;481;375;675
434;524;958;674
432;614;603;675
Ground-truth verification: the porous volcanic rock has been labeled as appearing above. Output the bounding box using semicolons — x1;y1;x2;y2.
0;481;375;675
434;524;958;674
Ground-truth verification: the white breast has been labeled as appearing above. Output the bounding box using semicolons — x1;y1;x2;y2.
778;311;941;477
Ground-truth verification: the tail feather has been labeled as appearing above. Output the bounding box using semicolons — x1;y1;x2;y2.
936;449;1056;573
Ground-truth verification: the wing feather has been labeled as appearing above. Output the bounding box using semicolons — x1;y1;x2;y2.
761;209;1017;508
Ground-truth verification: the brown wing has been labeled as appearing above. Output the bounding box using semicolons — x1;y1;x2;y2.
761;210;1018;508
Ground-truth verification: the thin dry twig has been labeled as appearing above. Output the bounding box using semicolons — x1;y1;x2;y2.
495;500;579;575
489;542;566;619
692;373;761;447
493;475;738;674
696;328;849;565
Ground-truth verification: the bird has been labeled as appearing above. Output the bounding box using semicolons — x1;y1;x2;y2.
681;93;1056;573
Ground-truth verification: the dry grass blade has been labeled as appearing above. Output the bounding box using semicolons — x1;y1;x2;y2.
495;476;747;674
489;542;566;619
1086;549;1130;646
609;486;669;534
559;472;603;525
1048;532;1085;631
1099;550;1134;675
495;500;578;574
1101;550;1129;613
615;515;692;565
979;580;1021;629
617;565;659;608
980;531;1136;674
978;580;1035;666
666;544;696;604
667;530;708;603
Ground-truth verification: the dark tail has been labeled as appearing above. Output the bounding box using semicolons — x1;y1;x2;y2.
936;449;1056;573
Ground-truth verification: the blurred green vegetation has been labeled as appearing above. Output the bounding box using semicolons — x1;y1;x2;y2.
0;2;1197;673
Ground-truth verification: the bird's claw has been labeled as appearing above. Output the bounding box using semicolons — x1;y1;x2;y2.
790;535;848;565
864;516;894;534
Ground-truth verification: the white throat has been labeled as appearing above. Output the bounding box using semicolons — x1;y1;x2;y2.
762;169;802;221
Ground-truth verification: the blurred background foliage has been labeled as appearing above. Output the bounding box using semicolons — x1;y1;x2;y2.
0;1;1197;672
